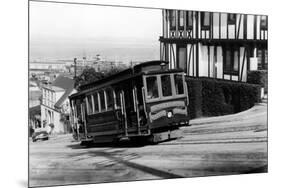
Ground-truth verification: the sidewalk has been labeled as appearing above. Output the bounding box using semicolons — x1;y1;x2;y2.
189;102;267;126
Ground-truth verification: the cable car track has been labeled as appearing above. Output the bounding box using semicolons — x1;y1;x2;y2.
158;136;267;146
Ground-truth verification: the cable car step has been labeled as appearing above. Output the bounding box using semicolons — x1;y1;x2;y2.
149;129;181;143
119;136;130;142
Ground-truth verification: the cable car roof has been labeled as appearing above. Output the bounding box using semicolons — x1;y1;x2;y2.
69;60;183;99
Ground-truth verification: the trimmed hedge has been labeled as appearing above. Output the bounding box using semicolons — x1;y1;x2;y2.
186;77;261;119
247;70;268;93
187;78;202;119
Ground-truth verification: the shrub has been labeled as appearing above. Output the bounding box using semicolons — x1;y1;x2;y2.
201;79;234;116
247;70;268;93
49;123;55;128
186;78;202;119
186;77;261;118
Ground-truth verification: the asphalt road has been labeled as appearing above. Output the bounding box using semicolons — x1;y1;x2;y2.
29;103;267;187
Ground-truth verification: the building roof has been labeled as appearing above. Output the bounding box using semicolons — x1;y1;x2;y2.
30;61;66;64
52;75;75;108
51;86;65;92
43;85;64;92
52;75;74;90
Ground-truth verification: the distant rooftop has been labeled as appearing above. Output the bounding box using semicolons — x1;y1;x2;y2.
30;61;66;64
53;75;75;108
52;75;74;90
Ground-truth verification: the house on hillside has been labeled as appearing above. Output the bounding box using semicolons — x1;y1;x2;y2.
159;10;268;82
29;81;42;133
40;75;76;134
29;81;42;108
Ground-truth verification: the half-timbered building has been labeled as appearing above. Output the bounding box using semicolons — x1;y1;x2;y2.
159;10;268;82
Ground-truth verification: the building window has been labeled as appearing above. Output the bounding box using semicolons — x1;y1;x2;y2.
223;47;239;74
260;16;268;30
177;46;187;71
42;89;46;105
257;49;268;69
186;11;193;29
53;93;55;103
228;13;236;25
169;10;176;30
201;12;211;30
178;10;184;30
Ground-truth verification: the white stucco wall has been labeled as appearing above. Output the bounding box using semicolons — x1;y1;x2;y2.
216;46;223;79
198;44;208;77
41;104;66;134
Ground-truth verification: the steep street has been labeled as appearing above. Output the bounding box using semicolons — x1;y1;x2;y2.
29;102;267;187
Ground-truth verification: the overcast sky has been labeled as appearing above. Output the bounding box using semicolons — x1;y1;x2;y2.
29;1;162;62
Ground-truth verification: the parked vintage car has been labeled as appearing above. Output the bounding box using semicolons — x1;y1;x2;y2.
32;130;49;142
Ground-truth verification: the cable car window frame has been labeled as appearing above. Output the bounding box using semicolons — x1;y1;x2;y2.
86;88;115;115
86;94;93;115
160;74;173;97
93;92;100;113
99;90;106;112
105;88;114;110
174;74;185;95
144;73;187;103
145;76;160;100
114;89;122;109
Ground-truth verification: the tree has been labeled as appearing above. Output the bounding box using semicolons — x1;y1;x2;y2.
74;67;124;89
104;67;124;77
74;67;104;89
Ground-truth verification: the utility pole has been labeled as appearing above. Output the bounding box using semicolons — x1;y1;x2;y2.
74;58;77;78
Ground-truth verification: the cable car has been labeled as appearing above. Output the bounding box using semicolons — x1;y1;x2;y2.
69;60;189;144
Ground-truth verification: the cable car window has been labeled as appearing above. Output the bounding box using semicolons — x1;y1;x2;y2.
161;75;172;97
93;93;99;113
146;76;159;99
106;88;113;110
174;74;184;95
99;91;106;111
115;90;121;109
86;95;93;114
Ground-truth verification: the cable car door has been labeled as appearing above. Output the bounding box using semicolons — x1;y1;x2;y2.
80;102;88;139
115;90;128;137
115;86;139;137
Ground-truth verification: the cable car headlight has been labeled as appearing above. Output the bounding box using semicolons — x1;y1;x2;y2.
167;111;173;118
